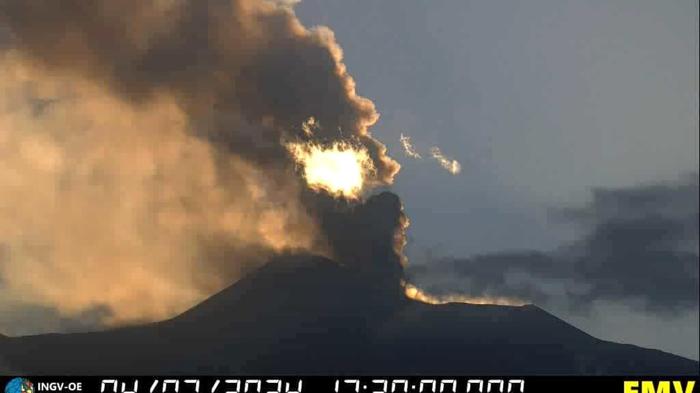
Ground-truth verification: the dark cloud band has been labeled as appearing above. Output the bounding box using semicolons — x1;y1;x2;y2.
409;176;699;313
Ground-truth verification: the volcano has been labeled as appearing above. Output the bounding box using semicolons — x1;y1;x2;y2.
0;254;697;375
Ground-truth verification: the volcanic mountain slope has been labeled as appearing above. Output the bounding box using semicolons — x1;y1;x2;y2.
0;254;697;375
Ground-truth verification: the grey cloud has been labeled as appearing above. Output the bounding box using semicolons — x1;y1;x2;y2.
408;176;699;314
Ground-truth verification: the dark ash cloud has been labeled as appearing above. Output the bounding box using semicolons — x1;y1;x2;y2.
408;176;699;314
315;191;408;298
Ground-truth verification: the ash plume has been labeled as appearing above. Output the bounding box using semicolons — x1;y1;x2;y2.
0;0;403;332
0;0;399;180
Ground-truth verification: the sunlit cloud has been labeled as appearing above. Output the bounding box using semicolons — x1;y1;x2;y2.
430;146;461;175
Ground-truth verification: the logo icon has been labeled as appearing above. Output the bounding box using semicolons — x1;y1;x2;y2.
4;378;34;393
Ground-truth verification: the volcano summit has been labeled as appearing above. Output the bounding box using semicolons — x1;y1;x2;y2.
1;251;697;374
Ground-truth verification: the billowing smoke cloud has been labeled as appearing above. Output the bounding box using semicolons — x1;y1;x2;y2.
0;54;321;327
0;0;399;180
316;191;408;298
0;0;403;332
408;176;699;314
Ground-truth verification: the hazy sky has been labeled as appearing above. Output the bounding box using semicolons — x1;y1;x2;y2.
297;0;699;359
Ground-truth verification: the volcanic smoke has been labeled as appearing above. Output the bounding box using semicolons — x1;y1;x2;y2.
0;0;404;329
0;0;495;333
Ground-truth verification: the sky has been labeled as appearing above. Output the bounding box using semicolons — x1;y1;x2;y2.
296;0;699;359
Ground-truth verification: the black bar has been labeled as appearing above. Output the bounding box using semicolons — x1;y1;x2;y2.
1;376;698;393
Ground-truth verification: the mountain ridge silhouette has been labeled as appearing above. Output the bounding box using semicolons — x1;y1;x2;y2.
1;254;697;375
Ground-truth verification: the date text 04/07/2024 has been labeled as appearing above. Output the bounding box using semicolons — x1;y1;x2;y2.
99;378;525;393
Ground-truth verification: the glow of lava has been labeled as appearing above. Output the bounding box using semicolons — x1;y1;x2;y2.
286;141;375;199
403;282;524;306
